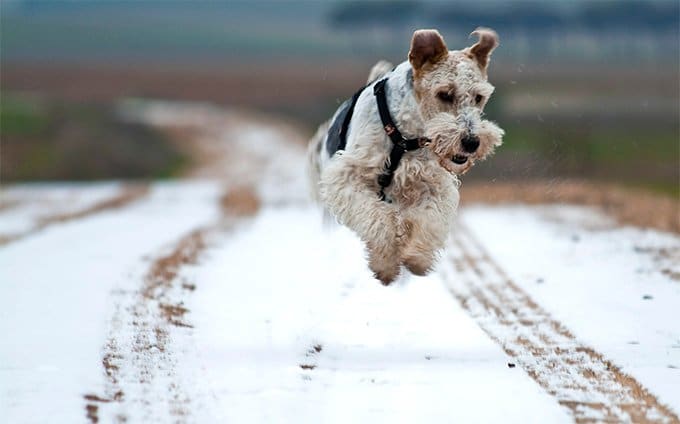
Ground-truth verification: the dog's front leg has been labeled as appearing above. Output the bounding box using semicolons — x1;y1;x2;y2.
320;156;401;285
399;176;459;275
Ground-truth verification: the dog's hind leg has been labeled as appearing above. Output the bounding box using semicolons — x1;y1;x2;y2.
320;157;401;284
306;121;329;204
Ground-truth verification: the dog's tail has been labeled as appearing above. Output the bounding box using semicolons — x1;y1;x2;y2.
306;120;329;204
367;60;394;84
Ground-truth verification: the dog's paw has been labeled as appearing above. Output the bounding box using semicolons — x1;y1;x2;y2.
403;258;432;276
368;253;401;285
366;240;401;285
373;267;401;286
402;250;436;276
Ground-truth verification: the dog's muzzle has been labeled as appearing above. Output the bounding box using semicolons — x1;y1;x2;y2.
451;134;478;164
461;135;480;153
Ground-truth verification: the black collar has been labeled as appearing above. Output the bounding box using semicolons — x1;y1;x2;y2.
373;78;430;201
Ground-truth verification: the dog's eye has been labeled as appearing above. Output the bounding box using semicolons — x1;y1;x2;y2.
437;91;454;103
475;94;484;104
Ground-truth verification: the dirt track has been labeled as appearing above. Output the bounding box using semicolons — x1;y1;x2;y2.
82;183;264;423
447;224;678;423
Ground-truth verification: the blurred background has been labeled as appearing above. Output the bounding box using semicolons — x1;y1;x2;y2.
1;0;678;195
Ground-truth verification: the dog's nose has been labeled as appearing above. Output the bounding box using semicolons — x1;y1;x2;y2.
461;135;480;153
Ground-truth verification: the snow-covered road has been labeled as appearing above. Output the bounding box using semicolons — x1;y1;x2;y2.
1;103;678;423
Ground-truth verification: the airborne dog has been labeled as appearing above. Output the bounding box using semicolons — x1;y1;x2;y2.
307;28;504;285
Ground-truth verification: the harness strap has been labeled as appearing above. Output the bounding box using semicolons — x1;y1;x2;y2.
373;78;430;201
336;85;367;154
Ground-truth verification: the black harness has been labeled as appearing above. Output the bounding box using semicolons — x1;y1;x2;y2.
326;77;430;201
326;85;367;156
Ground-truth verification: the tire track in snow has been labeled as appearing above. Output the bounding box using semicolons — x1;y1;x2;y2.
81;102;304;421
442;223;679;423
0;184;149;246
85;186;260;423
84;228;210;423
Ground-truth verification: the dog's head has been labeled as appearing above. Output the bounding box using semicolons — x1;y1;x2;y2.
409;28;504;174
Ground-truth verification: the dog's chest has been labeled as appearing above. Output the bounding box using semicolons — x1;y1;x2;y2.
384;153;456;205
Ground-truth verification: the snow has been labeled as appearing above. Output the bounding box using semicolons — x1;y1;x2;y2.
0;182;222;423
2;181;679;422
462;204;680;413
180;206;571;423
0;182;123;239
231;125;308;206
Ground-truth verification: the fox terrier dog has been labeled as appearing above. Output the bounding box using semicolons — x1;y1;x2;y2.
308;28;504;285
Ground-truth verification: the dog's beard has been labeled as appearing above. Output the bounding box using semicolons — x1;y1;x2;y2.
475;120;504;160
424;113;504;175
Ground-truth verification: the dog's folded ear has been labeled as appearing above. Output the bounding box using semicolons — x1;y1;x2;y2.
467;28;499;73
409;29;448;71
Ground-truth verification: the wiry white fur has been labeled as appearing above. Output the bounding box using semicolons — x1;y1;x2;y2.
308;29;504;285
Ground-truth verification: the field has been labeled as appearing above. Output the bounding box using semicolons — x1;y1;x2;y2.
2;2;679;422
3;62;678;195
1;101;679;423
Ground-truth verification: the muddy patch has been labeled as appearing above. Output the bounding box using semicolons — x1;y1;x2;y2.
220;186;261;217
83;392;125;424
159;302;193;328
144;230;205;298
300;343;324;375
85;403;99;424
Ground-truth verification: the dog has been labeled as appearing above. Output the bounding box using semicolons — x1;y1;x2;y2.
308;28;504;285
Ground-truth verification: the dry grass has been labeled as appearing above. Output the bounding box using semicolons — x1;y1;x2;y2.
220;186;261;217
461;179;679;234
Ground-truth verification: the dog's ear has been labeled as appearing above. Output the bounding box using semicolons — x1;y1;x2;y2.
467;28;499;72
409;29;448;71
